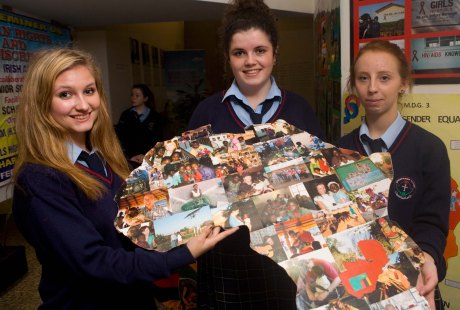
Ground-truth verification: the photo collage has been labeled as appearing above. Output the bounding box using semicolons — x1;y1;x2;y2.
114;119;429;309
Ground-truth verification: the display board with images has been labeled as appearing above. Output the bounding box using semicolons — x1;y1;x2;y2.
351;0;460;84
114;119;429;309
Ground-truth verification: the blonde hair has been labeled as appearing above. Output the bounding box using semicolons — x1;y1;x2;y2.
14;48;130;200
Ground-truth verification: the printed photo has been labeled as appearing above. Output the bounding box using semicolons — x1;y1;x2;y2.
251;188;305;227
250;226;288;263
290;131;326;153
279;248;345;309
307;152;333;178
304;175;352;211
274;214;326;259
335;158;387;192
365;252;419;304
125;221;156;250
368;152;394;180
321;147;363;169
116;166;151;198
369;287;429;309
253;135;301;167
223;167;274;202
265;160;314;190
181;124;213;140
353;178;392;217
179;138;214;159
412;0;460;33
168;178;228;213
313;204;366;237
358;0;405;39
214;199;264;232
288;182;318;211
153;206;214;252
253;119;303;141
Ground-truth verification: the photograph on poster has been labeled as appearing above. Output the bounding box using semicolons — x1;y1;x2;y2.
412;0;460;34
352;0;460;84
130;38;140;64
358;0;405;39
151;46;159;66
141;42;150;65
411;35;460;74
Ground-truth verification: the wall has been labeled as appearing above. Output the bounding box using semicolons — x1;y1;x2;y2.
74;22;185;122
275;15;315;107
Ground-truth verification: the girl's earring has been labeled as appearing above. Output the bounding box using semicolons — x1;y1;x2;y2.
400;89;406;94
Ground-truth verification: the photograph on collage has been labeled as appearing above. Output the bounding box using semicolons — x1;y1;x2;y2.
274;213;327;260
321;146;363;169
265;158;314;190
253;135;301;167
153;205;214;252
251;225;289;263
168;177;228;213
222;166;274;202
303;174;351;211
335;157;388;192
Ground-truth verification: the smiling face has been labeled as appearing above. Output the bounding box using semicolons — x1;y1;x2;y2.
228;28;275;96
316;184;327;195
353;50;407;121
50;65;100;149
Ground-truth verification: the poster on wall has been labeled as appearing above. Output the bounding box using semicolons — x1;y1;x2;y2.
314;0;341;142
342;92;460;309
0;9;72;186
351;0;460;84
162;50;207;135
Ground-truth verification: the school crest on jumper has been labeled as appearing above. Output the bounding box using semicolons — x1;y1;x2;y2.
395;177;416;199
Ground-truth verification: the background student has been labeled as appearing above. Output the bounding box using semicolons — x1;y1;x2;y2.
12;47;237;309
187;0;324;138
336;40;450;309
116;83;164;167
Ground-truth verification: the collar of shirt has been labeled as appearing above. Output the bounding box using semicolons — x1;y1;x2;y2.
222;77;281;126
359;112;406;153
67;142;100;167
130;106;151;122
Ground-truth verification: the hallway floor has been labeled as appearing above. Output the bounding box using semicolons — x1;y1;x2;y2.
0;218;41;309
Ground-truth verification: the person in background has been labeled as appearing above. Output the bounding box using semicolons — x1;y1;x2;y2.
12;47;237;309
116;83;164;167
187;0;324;138
335;39;450;310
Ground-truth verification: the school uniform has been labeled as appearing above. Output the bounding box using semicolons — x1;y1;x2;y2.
336;116;450;283
12;145;195;309
187;78;324;139
116;106;164;158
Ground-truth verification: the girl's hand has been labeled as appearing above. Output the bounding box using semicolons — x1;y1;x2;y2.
186;226;239;258
416;252;438;309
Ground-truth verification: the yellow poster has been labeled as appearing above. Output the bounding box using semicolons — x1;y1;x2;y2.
342;93;460;308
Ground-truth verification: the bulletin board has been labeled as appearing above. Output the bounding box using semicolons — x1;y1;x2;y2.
350;0;460;84
0;9;72;186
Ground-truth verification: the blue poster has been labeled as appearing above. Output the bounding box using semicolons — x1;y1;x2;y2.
0;10;72;185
